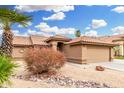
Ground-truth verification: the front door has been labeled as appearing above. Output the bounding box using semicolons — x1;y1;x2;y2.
57;42;63;52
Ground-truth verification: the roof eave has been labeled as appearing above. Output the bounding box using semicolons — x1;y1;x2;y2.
45;38;71;42
13;44;33;47
68;41;118;46
33;44;50;46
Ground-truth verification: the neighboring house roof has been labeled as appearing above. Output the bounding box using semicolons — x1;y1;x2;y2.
13;36;32;46
99;34;124;44
45;35;71;42
30;35;49;46
67;36;117;46
13;35;49;46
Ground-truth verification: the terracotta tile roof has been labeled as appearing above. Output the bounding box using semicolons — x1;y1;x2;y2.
13;35;49;46
45;35;71;42
13;36;32;46
30;35;49;45
99;34;124;43
67;36;117;46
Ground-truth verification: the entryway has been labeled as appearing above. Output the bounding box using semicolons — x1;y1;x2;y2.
57;42;64;52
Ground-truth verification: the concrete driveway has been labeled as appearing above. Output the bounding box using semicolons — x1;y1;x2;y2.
68;59;124;72
98;59;124;72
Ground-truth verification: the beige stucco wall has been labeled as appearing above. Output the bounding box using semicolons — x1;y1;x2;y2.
81;45;87;63
48;41;65;51
12;46;28;59
87;45;110;63
63;44;112;64
12;43;113;64
49;41;58;51
63;44;83;64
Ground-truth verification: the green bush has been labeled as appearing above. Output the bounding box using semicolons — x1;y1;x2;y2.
0;55;18;87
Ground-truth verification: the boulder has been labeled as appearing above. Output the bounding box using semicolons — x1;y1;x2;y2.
96;66;105;71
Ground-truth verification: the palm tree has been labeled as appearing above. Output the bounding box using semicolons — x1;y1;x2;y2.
0;8;32;56
75;30;81;37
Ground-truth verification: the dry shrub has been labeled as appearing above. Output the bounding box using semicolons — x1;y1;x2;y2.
25;47;66;74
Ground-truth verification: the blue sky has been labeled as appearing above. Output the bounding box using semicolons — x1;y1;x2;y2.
1;5;124;38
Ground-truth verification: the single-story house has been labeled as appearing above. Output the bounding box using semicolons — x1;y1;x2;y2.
99;34;124;56
12;35;117;64
12;35;49;58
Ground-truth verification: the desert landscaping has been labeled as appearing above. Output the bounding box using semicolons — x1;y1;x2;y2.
8;60;124;88
1;6;124;88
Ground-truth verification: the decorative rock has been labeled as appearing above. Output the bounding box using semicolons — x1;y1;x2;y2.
96;66;105;71
13;73;111;88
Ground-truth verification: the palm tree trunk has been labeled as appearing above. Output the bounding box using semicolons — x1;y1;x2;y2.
0;30;13;57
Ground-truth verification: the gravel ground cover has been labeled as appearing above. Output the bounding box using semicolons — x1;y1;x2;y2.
9;60;124;88
12;73;111;88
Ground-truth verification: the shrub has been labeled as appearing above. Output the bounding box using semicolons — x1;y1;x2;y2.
0;55;18;87
25;47;66;74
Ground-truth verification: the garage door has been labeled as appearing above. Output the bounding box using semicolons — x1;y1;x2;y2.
87;45;110;63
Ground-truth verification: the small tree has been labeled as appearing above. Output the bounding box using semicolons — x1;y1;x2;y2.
75;30;81;37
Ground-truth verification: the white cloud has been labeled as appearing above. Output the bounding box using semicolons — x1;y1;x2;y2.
12;30;20;35
92;19;107;29
11;28;52;37
15;5;74;13
12;30;28;36
85;26;91;30
27;29;52;37
0;30;3;35
18;25;23;28
35;22;76;35
0;23;3;29
36;32;53;37
112;26;124;34
113;33;119;35
0;30;3;44
18;21;32;28
27;29;36;35
43;12;65;21
56;28;76;35
112;6;124;13
35;22;57;33
0;29;37;37
85;30;98;37
83;19;107;36
0;29;23;36
0;30;20;35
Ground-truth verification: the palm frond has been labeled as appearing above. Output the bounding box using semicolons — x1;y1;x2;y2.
0;8;32;28
0;55;18;87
